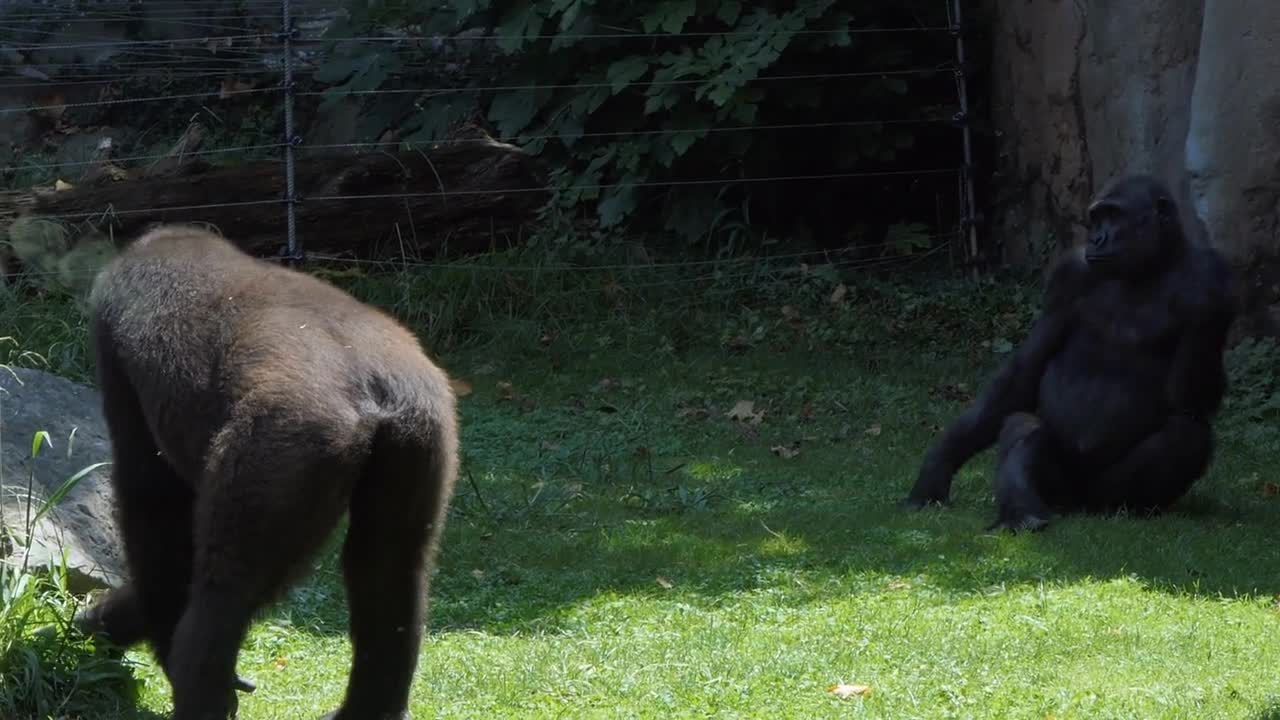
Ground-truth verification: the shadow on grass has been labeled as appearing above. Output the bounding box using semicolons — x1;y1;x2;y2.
0;634;162;720
264;336;1280;640
72;339;1280;652
280;448;1280;640
1253;706;1280;720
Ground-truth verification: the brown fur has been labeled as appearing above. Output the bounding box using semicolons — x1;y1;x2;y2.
76;224;459;720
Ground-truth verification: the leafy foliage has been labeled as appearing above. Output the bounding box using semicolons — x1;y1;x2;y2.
312;1;959;254
1221;336;1280;447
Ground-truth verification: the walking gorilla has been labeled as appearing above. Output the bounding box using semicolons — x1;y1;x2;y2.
904;173;1237;531
75;224;459;719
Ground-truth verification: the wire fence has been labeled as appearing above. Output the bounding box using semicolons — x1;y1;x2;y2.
0;1;980;279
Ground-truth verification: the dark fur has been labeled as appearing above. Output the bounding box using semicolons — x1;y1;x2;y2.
904;174;1236;531
76;225;459;720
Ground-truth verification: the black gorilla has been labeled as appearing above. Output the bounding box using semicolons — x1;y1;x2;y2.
904;174;1237;531
75;225;459;720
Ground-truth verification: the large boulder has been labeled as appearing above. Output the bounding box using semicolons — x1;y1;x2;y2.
985;0;1204;262
984;0;1280;333
1185;0;1280;333
0;366;123;592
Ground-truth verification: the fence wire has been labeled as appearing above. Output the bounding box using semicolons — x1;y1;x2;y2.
0;1;980;277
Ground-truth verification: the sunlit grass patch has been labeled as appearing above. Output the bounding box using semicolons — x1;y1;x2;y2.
2;257;1279;718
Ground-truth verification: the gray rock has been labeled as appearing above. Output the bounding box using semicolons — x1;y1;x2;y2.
1186;0;1280;268
0;366;124;592
986;0;1205;262
986;0;1280;332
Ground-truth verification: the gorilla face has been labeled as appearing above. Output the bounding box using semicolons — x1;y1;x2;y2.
1084;174;1178;276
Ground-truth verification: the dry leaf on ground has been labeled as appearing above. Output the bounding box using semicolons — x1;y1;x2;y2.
726;399;764;425
771;444;801;460
450;378;474;398
828;682;872;699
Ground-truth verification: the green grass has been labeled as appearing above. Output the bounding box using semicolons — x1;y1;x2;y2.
4;255;1280;719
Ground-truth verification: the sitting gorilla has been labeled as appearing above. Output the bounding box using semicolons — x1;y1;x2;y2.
904;173;1237;531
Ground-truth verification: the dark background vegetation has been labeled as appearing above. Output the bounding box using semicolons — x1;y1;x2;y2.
1;0;988;266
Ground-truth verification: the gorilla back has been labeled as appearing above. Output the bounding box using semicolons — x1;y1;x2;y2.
82;225;459;720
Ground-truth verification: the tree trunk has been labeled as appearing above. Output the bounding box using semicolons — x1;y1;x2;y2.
7;138;546;260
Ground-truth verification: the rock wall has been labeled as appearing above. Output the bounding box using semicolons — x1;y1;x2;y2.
983;0;1280;332
0;367;124;592
1186;0;1280;330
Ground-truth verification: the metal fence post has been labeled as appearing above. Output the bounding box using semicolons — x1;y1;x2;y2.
281;0;302;264
949;0;980;268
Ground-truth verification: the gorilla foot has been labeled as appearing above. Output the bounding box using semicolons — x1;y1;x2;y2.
898;494;951;510
985;510;1052;534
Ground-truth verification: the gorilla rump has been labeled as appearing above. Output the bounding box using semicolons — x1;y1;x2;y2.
76;225;459;720
904;173;1237;531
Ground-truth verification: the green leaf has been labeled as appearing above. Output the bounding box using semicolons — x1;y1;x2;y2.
584;146;618;177
652;141;675;168
496;4;543;53
313;57;361;84
32;461;112;526
729;100;757;124
716;1;742;25
403;99;475;144
670;132;699;157
557;0;583;30
703;81;737;107
598;184;638;227
823;11;854;47
551;12;592;51
886;222;934;255
606;56;649;94
448;0;482;17
644;87;682;115
31;430;51;458
557;116;584;147
642;0;696;34
488;87;548;137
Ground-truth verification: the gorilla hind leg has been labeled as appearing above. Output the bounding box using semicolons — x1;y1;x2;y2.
166;417;360;720
327;425;456;720
987;413;1063;533
1087;414;1213;513
80;351;195;670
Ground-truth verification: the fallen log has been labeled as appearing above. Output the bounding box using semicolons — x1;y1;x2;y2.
8;135;547;260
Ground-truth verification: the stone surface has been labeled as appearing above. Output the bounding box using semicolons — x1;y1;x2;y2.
984;0;1092;263
985;0;1280;332
1186;0;1280;332
985;0;1205;262
0;366;123;592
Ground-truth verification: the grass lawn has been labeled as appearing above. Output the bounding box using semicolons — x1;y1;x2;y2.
4;260;1280;719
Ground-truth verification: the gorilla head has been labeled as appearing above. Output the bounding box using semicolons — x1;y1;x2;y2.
1084;173;1187;274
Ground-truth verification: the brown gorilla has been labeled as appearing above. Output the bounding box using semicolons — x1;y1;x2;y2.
75;224;459;720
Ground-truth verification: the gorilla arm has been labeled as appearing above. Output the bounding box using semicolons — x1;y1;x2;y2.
1166;249;1237;419
902;250;1085;507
